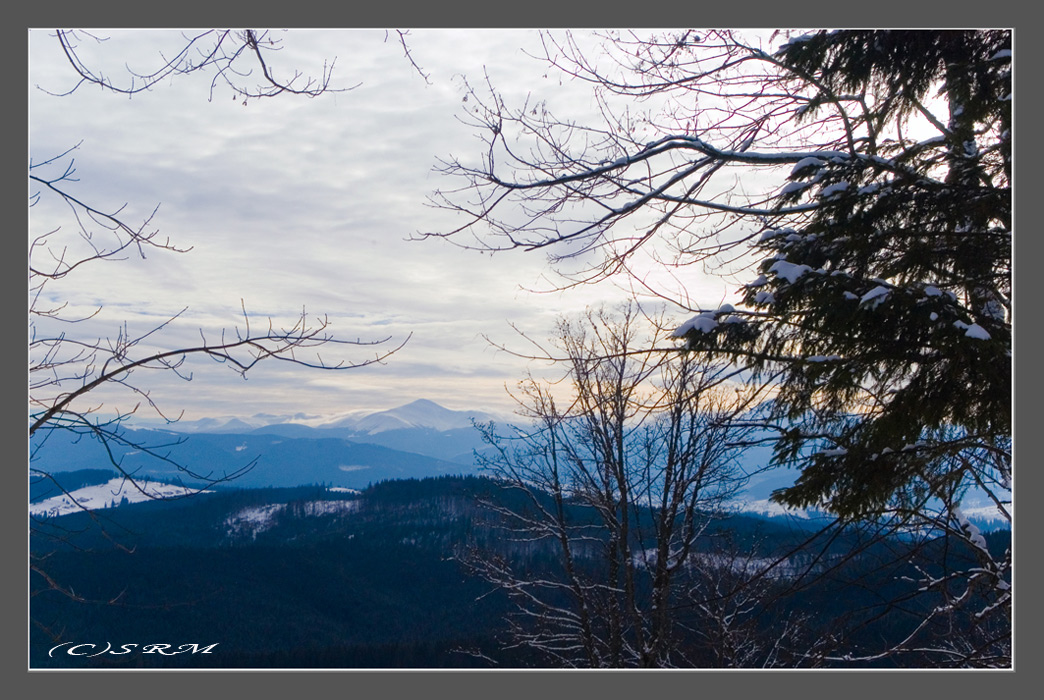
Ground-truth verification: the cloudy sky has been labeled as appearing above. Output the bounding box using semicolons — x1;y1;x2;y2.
29;29;760;422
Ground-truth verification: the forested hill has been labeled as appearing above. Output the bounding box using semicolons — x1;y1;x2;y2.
31;474;1010;668
30;475;825;668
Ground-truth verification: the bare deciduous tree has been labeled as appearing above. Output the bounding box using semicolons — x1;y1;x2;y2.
463;304;771;667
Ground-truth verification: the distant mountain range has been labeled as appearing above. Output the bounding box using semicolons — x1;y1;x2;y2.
30;426;478;493
30;399;505;492
29;398;1011;529
156;399;508;436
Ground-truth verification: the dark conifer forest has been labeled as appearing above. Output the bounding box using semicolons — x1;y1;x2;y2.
30;474;1010;668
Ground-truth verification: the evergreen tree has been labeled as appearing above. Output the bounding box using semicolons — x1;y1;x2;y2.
685;30;1012;520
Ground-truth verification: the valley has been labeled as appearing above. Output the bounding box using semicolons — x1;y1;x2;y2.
29;399;1012;669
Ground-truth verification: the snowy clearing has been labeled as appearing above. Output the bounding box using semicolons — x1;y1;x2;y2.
29;478;211;518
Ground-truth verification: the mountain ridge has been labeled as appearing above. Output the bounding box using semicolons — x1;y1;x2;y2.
31;399;1012;529
147;398;510;436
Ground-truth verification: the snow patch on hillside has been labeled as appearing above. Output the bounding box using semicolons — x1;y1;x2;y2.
960;502;1012;529
733;497;1009;530
732;498;810;519
224;503;287;539
29;479;210;518
224;498;361;539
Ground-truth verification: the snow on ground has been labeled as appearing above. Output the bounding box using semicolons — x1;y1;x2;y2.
29;478;211;518
732;498;810;519
31;478;363;532
299;499;361;517
960;501;1012;529
223;503;287;539
632;545;808;580
223;498;361;539
733;496;1010;531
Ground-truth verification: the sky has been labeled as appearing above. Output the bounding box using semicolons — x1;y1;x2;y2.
28;29;765;422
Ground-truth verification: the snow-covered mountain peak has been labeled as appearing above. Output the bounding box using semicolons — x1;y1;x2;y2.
331;399;498;435
141;399;508;435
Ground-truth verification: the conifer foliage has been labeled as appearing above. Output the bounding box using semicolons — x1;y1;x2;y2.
724;32;1012;667
718;30;1012;520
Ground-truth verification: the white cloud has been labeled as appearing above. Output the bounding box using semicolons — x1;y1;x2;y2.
30;29;732;420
